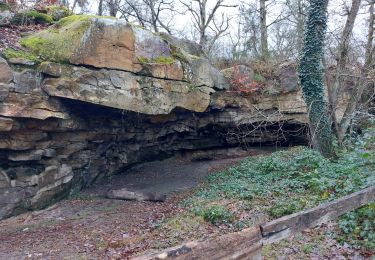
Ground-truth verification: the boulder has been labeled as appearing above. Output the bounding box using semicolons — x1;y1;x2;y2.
38;61;62;77
276;61;299;92
45;6;70;21
0;3;13;25
0;57;13;84
8;57;36;66
12;69;41;93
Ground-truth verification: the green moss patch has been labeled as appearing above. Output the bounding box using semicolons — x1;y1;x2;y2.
45;5;70;21
3;48;39;62
19;15;93;62
18;15;117;63
27;10;53;24
137;55;175;64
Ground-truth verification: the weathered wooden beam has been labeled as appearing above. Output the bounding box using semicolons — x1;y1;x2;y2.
133;185;375;259
260;185;375;244
132;227;262;260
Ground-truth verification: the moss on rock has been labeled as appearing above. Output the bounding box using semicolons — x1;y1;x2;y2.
45;5;70;21
19;15;94;62
138;55;175;64
19;15;118;63
3;48;39;62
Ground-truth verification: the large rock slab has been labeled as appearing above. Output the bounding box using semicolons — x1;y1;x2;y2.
42;66;212;114
20;15;229;90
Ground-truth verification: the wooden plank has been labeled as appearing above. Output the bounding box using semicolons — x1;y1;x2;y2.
133;186;375;259
261;185;375;244
132;227;262;260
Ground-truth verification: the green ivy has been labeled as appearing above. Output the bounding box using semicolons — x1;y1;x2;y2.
298;0;335;158
338;203;375;253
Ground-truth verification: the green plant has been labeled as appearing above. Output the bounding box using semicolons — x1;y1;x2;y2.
302;243;313;254
175;128;375;249
27;10;53;24
268;198;307;218
298;0;335;158
253;73;265;83
337;203;375;253
11;10;53;25
194;204;234;225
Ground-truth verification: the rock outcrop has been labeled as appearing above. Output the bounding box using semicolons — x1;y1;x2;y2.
0;16;324;220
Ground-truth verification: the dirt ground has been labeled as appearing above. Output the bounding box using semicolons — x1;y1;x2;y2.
0;149;371;260
0;152;252;260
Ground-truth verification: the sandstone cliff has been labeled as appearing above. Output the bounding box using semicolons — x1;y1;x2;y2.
0;15;326;219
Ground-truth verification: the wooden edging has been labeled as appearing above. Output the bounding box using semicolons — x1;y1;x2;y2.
260;185;375;244
132;185;375;260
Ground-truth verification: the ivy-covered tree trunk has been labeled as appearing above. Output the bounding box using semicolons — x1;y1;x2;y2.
298;0;335;158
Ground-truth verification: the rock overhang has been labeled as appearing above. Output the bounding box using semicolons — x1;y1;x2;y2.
16;15;230;114
0;16;325;220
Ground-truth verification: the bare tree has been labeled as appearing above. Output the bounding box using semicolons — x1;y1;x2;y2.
118;0;175;34
328;0;362;136
240;0;288;60
106;0;121;17
180;0;236;52
259;0;269;59
285;0;308;54
337;0;375;143
98;0;104;15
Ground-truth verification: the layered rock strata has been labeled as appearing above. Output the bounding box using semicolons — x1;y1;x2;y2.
0;16;315;219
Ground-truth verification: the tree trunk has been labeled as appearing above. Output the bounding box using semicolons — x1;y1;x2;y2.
98;0;103;16
260;0;269;59
296;0;306;53
108;0;118;17
298;0;336;158
338;0;375;143
329;0;361;144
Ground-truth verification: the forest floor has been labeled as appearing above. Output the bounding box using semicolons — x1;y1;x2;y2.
0;145;373;260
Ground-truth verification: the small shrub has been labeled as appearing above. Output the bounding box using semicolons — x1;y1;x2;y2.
253;73;265;83
250;60;274;79
194;204;234;225
229;64;263;94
